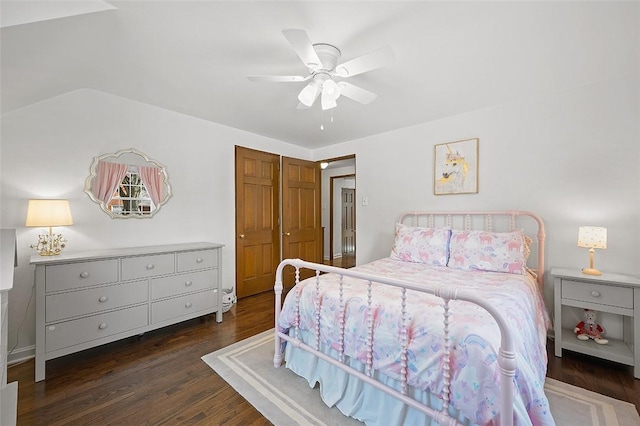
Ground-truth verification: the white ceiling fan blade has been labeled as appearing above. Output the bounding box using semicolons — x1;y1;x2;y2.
335;45;395;77
282;29;323;70
247;75;309;83
337;82;378;104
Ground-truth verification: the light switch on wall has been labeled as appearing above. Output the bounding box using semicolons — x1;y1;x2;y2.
362;197;369;206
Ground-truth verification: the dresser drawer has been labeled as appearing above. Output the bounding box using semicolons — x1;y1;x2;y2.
46;280;148;323
121;253;175;280
45;259;118;292
151;288;218;324
151;270;216;300
45;304;148;353
177;249;218;272
562;280;633;309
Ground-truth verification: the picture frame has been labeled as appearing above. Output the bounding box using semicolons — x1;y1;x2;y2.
434;138;479;195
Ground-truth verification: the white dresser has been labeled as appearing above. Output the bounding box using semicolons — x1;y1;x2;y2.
31;242;224;382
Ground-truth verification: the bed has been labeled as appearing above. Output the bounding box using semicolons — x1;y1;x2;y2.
274;211;553;426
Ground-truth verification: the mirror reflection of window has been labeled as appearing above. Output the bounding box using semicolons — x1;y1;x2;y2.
85;149;171;219
107;171;155;215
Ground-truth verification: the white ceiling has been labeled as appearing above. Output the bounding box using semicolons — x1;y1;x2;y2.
1;1;638;149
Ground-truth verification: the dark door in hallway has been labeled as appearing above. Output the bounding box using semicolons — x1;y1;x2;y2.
341;187;356;268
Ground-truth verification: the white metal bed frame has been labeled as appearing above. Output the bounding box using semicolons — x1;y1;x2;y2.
274;210;546;426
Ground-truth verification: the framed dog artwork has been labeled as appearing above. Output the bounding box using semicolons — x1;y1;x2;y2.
433;138;479;195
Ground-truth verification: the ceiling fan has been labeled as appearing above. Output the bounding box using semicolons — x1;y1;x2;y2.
248;29;395;110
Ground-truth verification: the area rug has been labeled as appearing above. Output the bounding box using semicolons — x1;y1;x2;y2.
202;329;640;426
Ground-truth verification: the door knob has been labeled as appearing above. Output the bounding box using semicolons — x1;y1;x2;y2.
285;232;291;236
239;234;245;239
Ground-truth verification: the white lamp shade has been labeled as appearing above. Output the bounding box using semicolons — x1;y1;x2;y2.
26;199;73;227
577;226;607;249
322;79;341;100
298;82;320;107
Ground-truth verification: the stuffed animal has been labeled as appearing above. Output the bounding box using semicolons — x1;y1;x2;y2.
574;309;608;345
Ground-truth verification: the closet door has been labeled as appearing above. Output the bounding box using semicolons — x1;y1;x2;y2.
281;157;322;286
235;146;280;298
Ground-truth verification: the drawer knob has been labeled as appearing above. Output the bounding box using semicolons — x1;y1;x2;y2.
185;302;193;308
591;291;601;297
80;271;90;278
146;264;155;270
98;323;108;330
185;280;193;286
196;258;204;263
98;296;109;303
48;325;56;331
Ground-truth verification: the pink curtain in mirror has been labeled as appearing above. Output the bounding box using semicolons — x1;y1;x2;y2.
92;161;129;204
138;165;163;208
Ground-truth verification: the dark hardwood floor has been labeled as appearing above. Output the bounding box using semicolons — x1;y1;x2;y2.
8;291;640;425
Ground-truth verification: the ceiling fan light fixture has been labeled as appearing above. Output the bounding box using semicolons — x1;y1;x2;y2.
298;82;320;107
322;79;341;100
321;93;338;110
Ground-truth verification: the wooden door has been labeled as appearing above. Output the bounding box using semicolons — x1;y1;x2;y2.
341;188;356;268
281;157;322;286
235;146;280;298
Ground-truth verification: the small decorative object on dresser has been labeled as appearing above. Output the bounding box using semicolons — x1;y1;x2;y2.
552;268;640;379
31;242;224;382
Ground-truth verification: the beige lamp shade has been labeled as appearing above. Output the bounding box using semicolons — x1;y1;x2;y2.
577;226;607;249
25;199;73;227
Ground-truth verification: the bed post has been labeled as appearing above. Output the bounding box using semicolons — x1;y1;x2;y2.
273;260;288;368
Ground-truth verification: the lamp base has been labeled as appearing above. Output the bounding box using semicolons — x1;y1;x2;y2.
31;230;67;256
581;267;602;276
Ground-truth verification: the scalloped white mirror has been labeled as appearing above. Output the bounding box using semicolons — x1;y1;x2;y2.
85;148;172;218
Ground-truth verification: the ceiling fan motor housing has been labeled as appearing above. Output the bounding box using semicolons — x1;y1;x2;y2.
312;43;341;73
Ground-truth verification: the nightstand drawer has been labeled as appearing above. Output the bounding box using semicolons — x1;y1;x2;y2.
563;280;633;309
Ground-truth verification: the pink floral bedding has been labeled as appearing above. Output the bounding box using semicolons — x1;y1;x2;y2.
277;257;554;425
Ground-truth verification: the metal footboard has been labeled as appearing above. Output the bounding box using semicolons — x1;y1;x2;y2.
274;259;516;426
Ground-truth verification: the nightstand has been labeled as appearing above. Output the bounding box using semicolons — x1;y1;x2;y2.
551;268;640;379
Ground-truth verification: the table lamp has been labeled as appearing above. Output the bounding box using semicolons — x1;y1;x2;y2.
25;199;73;256
577;226;607;276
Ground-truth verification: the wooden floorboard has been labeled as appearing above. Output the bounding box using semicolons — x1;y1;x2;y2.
8;291;640;425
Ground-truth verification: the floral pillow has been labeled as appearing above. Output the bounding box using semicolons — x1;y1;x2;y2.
448;229;527;274
390;223;451;266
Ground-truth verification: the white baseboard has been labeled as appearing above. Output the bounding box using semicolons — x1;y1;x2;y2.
7;345;34;366
323;254;343;261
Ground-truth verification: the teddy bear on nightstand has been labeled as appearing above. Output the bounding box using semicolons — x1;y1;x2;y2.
574;308;609;344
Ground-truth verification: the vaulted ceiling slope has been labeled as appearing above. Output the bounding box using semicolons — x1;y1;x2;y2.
1;1;638;148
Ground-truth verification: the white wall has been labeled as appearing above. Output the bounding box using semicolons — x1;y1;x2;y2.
0;89;310;361
313;73;640;324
